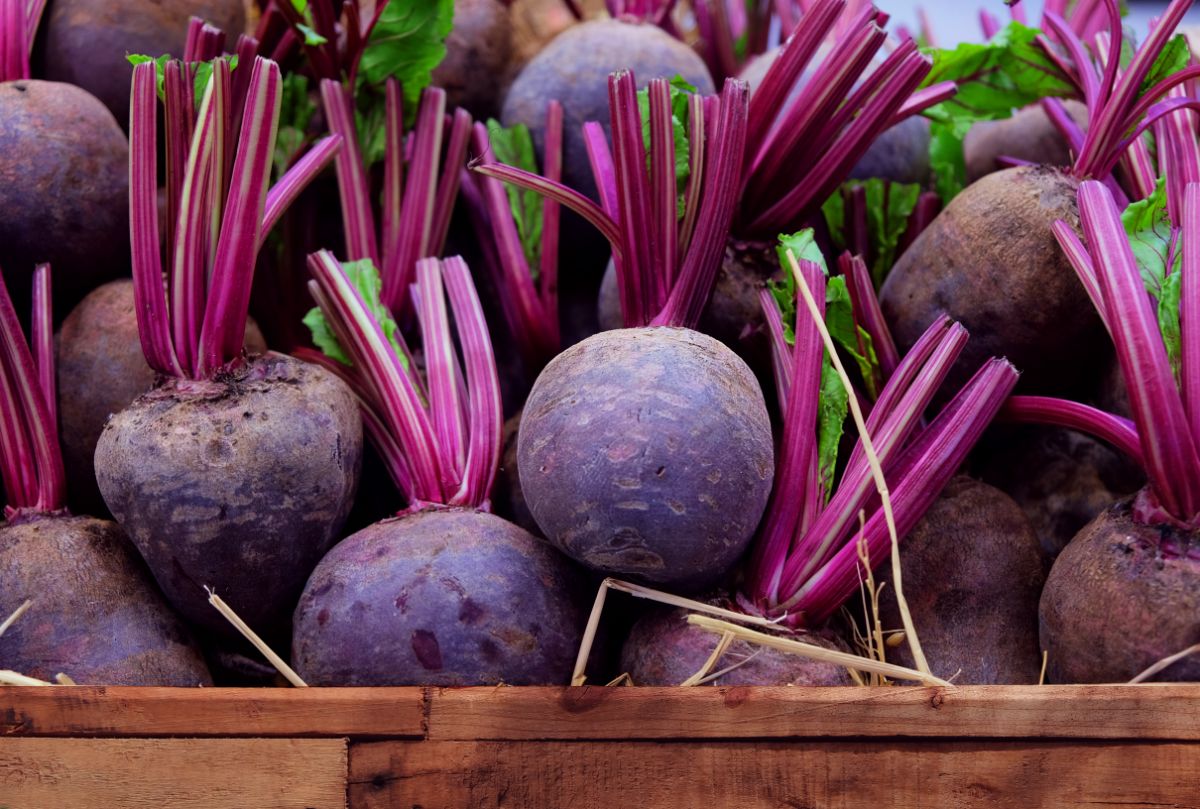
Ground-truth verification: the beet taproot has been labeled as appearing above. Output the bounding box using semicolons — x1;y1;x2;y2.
432;0;514;120
95;353;362;639
0;80;127;313
0;513;211;685
56;279;267;517
518;327;774;590
1040;499;1200;683
963;100;1088;183
293;508;586;686
879;166;1103;396
619;604;852;686
877;476;1045;684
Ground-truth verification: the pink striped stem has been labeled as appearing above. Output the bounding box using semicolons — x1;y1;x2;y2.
539;100;564;337
30;264;53;430
415;257;467;491
1183;184;1200;451
999;395;1144;467
261;134;342;241
320;79;379;265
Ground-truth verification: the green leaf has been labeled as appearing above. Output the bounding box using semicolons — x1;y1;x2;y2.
297;22;328;46
274;73;316;177
486;120;545;277
821;180;922;286
822;191;846;253
816;354;850;501
637;76;698;219
303;259;409;369
770;229;828;343
919;21;1074;202
825;276;880;399
354;99;389;169
1122;179;1183;375
359;0;455;120
1140;35;1190;97
126;53;238;105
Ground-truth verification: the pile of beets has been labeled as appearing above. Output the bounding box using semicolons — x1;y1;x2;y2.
1;0;1198;689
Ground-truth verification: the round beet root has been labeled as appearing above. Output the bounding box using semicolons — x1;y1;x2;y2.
964;101;1088;183
509;0;579;68
0;513;211;685
293;508;586;685
1040;499;1200;683
620;605;852;686
432;0;514;119
976;425;1145;559
877;477;1045;684
95;354;362;639
57;280;267;518
40;0;245;127
518;327;774;590
0;80;127;313
501;19;714;201
879;166;1104;396
493;411;541;536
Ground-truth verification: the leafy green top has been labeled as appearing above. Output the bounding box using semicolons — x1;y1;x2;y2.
486;120;545;276
637;76;697;218
1123;180;1183;377
359;0;455;120
304;258;408;369
127;54;239;103
822;179;922;288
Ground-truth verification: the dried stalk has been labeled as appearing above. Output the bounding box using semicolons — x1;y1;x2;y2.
0;599;32;638
1128;642;1200;684
207;588;308;688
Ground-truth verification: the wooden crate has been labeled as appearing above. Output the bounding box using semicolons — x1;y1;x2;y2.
1;685;1198;808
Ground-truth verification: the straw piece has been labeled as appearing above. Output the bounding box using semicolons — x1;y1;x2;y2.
54;673;76;685
0;669;50;686
0;598;31;638
687;615;952;686
786;248;933;678
207;587;307;687
1127;642;1200;684
1039;650;1049;686
678;631;736;687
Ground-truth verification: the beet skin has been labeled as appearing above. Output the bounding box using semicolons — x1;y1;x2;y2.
518;327;774;590
963;100;1088;183
620;605;852;686
1040;498;1200;683
40;0;245;127
0;80;127;313
95;354;362;639
293;508;586;686
878;476;1046;684
432;0;514;120
880;166;1104;396
0;513;211;685
57;279;267;518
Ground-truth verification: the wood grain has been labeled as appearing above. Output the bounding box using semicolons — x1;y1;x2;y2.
349;738;1200;809
424;684;1200;741
0;738;347;808
0;687;425;738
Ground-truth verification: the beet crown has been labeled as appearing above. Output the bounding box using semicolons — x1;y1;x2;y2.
0;263;65;516
746;247;1017;623
302;252;502;512
0;0;46;81
476;71;749;330
129;33;341;380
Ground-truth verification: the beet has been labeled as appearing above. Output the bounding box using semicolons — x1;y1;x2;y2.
619;605;852;686
976;425;1145;559
963;100;1088;184
875;476;1045;684
39;0;245;127
1040;499;1200;683
879;166;1104;396
293;508;586;686
56;279;267;518
94;353;362;639
501;18;714;202
0;80;127;313
0;513;211;685
518;327;774;590
493;410;540;537
509;0;579;68
431;0;514;120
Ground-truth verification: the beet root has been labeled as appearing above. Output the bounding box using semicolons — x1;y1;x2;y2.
493;410;541;536
964;101;1088;183
0;80;127;313
518;327;774;590
95;354;362;639
501;19;714;202
40;0;245;127
878;476;1046;684
0;513;211;685
293;508;586;686
57;279;267;518
620;605;852;686
880;165;1104;396
1040;499;1200;683
431;0;514;120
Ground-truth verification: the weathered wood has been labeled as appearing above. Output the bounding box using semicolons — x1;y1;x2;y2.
0;738;347;808
425;684;1200;741
0;687;425;738
349;738;1200;809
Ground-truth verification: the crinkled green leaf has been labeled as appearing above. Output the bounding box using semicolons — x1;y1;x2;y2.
359;0;454;120
817;354;850;501
274;73;316;177
821;180;921;287
637;75;697;218
770;229;828;343
825;276;880;399
304;259;408;369
486;119;544;278
1141;35;1190;97
1123;179;1183;376
127;53;239;105
354;99;389;168
297;22;328;46
920;21;1074;202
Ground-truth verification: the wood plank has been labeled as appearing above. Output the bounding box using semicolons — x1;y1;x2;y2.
0;687;425;738
425;684;1200;741
349;739;1200;809
0;738;347;808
